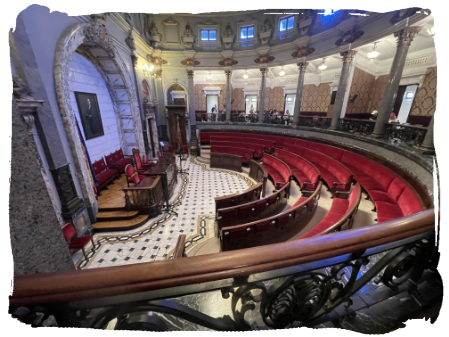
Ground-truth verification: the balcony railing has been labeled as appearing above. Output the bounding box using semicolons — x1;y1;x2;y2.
337;118;376;136
384;123;428;147
9;210;439;331
196;113;226;122
299;116;331;129
435;132;449;161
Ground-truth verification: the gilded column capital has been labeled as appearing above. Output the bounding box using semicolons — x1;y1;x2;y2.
297;62;309;72
260;68;269;77
155;70;162;79
340;50;358;63
394;26;422;47
225;70;232;77
187;70;194;79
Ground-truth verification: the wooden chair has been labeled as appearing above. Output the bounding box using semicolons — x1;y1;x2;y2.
125;164;145;187
62;223;95;260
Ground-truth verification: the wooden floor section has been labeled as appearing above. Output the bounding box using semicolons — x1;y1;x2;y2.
93;215;149;231
96;210;139;221
97;175;128;209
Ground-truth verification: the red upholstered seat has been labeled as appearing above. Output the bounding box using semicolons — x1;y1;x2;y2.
95;168;116;186
62;223;94;259
329;198;349;216
210;145;254;164
105;149;132;173
397;187;423;216
375;201;404;223
92;157;118;194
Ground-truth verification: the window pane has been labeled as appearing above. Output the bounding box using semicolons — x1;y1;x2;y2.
209;29;216;40
324;0;334;16
241;27;247;39
248;26;254;38
287;16;294;29
333;0;341;13
279;18;286;31
201;30;208;40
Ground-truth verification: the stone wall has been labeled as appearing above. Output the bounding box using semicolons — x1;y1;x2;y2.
69;52;122;162
10;100;75;275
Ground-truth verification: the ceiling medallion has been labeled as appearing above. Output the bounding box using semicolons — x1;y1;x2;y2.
390;8;421;24
254;54;275;64
335;28;364;46
219;58;238;66
292;46;315;59
146;54;167;65
180;57;200;66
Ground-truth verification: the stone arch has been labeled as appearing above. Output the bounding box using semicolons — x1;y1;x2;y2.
164;82;189;106
54;15;145;206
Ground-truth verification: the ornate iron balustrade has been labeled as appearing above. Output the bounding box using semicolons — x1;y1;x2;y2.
196;113;226;122
298;116;332;129
230;113;259;123
9;210;439;331
435;132;449;161
384;123;428;146
337;118;376;135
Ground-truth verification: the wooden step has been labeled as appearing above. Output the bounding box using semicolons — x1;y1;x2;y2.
93;215;149;232
96;210;139;221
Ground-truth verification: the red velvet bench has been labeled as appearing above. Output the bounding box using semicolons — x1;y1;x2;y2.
298;183;362;240
92;158;119;196
261;154;292;190
275;149;321;195
210;146;254;164
105;149;133;176
211;140;264;160
211;135;275;153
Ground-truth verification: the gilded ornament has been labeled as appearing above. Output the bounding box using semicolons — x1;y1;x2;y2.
254;54;275;64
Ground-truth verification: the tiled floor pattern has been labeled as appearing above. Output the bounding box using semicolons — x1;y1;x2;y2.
74;157;254;269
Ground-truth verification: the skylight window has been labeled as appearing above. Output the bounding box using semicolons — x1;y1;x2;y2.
279;16;295;32
201;29;217;41
323;0;341;16
240;25;254;39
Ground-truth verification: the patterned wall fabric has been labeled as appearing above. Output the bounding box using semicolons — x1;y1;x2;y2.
300;83;332;112
410;66;437;116
346;67;376;114
265;87;285;111
194;84;227;111
231;88;245;111
367;74;389;112
167;84;186;105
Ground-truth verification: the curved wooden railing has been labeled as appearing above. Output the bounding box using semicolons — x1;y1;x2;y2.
249;159;268;197
215;182;263;212
220;182;322;251
172;235;187;259
210;152;242;172
123;176;164;215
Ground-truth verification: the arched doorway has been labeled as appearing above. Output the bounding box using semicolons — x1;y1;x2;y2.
54;15;145;210
164;82;190;146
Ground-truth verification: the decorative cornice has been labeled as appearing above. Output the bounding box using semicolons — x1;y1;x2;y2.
254;54;275;64
260;68;269;76
298;62;309;72
162;16;178;25
292;46;315;59
146;54;167;65
390;8;421;24
125;32;136;51
335;28;364;46
181;57;200;66
187;70;194;79
341;50;358;63
394;26;422;47
219;58;238;67
225;70;232;77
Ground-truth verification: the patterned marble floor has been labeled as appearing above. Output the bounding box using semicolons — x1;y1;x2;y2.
74;157;255;269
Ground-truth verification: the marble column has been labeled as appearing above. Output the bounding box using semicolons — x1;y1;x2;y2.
156;70;169;141
329;50;357;130
225;70;232;122
187;70;197;141
371;26;422;138
292;62;308;126
258;68;269;123
422;77;449;154
11;99;75;274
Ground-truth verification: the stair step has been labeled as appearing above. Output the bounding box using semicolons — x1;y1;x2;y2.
93;215;149;232
96;210;139;221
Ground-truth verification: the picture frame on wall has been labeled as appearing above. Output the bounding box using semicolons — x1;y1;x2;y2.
74;91;105;140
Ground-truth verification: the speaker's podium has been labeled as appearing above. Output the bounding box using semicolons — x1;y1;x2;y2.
166;102;188;151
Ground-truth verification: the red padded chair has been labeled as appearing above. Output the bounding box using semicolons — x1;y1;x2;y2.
125;164;145;187
62;223;94;260
142;155;157;166
183;145;189;155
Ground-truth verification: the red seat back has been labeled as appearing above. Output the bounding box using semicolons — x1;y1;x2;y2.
157;151;162;158
92;158;107;176
168;145;174;151
142;155;147;164
62;223;76;242
183;145;189;154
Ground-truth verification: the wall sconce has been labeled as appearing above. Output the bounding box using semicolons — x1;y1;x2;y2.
367;42;380;60
243;70;249;79
318;58;327;71
141;63;154;76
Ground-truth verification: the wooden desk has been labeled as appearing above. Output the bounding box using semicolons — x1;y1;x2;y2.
142;157;178;200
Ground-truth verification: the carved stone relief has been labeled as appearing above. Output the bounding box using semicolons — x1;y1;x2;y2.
54;15;145;206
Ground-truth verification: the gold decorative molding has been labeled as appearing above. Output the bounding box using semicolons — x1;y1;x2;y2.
260;68;269;76
187;70;194;79
225;70;232;77
155;70;163;79
335;28;364;46
394;26;422;47
340;50;358;63
292;46;315;59
219;58;238;67
125;32;135;51
181;57;200;66
297;62;309;72
254;54;275;64
146;54;167;65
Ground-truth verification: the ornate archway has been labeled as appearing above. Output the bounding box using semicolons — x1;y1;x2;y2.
54;15;145;207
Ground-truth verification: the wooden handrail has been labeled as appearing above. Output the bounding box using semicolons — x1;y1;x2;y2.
122;175;161;190
10;209;435;307
173;235;186;259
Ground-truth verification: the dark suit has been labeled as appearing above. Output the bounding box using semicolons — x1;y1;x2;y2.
84;104;101;137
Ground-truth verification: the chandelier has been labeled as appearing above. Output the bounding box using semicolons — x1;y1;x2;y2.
243;70;249;79
141;63;154;76
427;10;449;39
367;42;380;60
318;58;327;71
207;71;213;80
279;66;285;76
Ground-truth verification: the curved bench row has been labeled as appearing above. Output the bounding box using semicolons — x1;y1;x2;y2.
210;146;254;164
200;132;275;153
211;140;265;160
261;154;292;190
216;181;291;230
299;183;362;240
274;149;321;195
283;144;353;198
249;159;268;197
215;182;263;212
220;182;322;251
